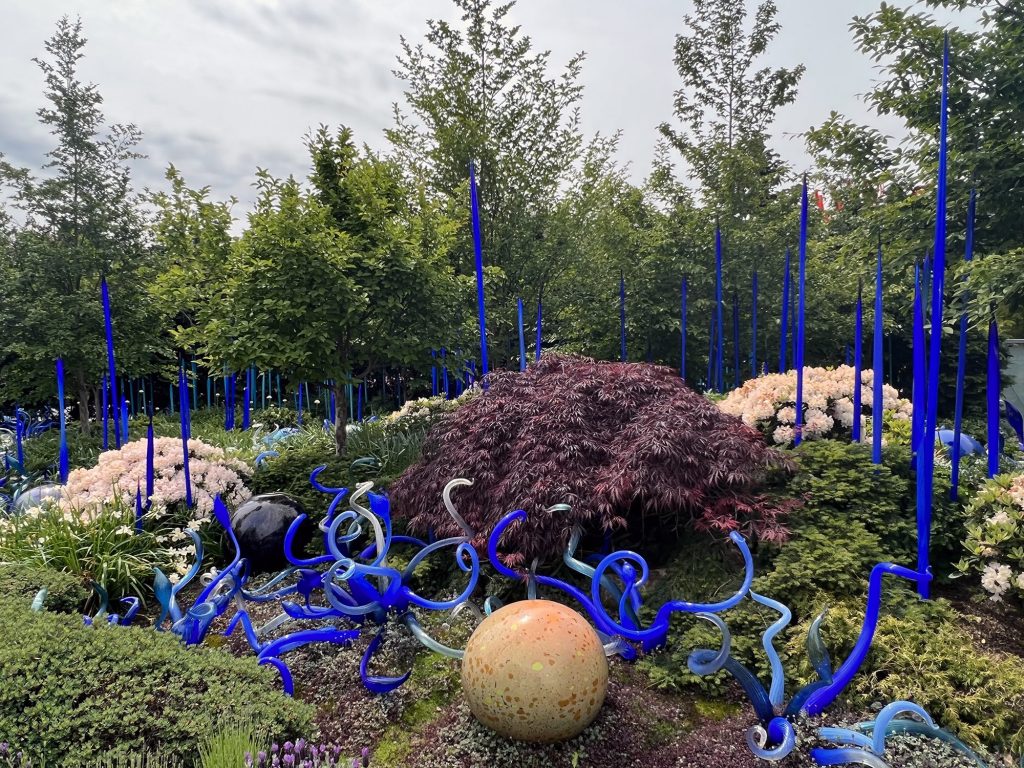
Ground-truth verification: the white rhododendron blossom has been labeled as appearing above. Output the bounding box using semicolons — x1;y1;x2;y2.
961;472;1024;603
61;436;252;519
981;562;1013;601
718;366;912;446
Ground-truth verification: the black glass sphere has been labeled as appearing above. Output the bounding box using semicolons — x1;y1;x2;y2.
230;493;311;573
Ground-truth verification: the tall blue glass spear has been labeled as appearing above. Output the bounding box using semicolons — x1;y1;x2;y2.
853;281;863;443
951;188;976;499
872;241;884;464
680;276;688;381
517;298;527;372
751;271;758;378
794;177;809;446
242;370;251;430
469;161;489;382
535;296;543;361
101;373;109;451
177;362;192;508
911;263;926;461
620;271;627;362
56;358;68;483
916;33;950;598
987;320;1000;478
732;290;740;389
431;349;438;396
146;415;154;510
442;347;449;398
714;226;724;392
779;248;791;372
101;278;120;448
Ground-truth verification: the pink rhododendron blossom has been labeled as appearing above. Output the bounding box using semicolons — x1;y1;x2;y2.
719;366;911;446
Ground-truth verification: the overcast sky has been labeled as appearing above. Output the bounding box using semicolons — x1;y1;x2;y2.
0;0;976;222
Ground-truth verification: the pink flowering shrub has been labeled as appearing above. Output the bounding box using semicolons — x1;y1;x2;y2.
56;437;253;581
956;472;1024;603
62;436;252;516
718;365;912;446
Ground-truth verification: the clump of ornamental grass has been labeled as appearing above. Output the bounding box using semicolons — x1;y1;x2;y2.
391;355;795;566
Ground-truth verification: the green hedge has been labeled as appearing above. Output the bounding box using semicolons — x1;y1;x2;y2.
0;562;88;613
0;599;312;767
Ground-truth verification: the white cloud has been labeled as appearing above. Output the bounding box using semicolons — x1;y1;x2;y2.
0;0;980;221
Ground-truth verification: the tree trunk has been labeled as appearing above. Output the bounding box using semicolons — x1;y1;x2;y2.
333;381;348;455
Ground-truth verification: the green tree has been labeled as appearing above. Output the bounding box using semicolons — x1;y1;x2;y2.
201;129;458;453
147;165;236;349
658;0;812;383
805;1;1024;397
387;0;586;368
0;17;159;430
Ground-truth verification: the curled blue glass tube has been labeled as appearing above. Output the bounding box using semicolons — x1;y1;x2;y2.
803;562;926;715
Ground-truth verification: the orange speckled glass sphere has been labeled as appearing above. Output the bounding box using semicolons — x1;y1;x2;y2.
461;599;609;742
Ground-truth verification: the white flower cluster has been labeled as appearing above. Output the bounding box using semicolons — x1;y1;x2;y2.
718;365;912;446
61;436;252;518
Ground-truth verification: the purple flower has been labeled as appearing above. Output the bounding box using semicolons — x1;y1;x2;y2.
283;755;295;767
0;743;8;756
271;744;280;754
295;738;306;754
257;751;268;767
245;752;254;768
272;757;280;768
361;747;370;767
284;742;294;754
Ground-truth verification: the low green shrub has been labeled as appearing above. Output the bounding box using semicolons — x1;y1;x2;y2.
0;598;313;767
0;562;88;612
251;439;351;516
0;495;171;603
785;440;965;568
787;598;1024;755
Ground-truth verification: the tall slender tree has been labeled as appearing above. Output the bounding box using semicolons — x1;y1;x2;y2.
0;17;158;428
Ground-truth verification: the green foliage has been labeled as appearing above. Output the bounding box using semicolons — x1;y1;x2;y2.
0;18;163;418
0;598;312;767
0;495;169;603
147;165;236;349
640;437;971;693
788;598;1024;755
199;722;268;768
250;434;351;516
785;440;966;569
0;561;87;613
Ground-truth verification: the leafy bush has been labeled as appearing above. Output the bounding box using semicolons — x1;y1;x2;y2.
63;436;252;518
719;365;911;446
0;495;176;601
785;440;966;569
392;355;795;566
250;438;351;516
956;471;1024;603
0;561;87;612
640;438;971;693
787;598;1024;755
0;598;312;767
